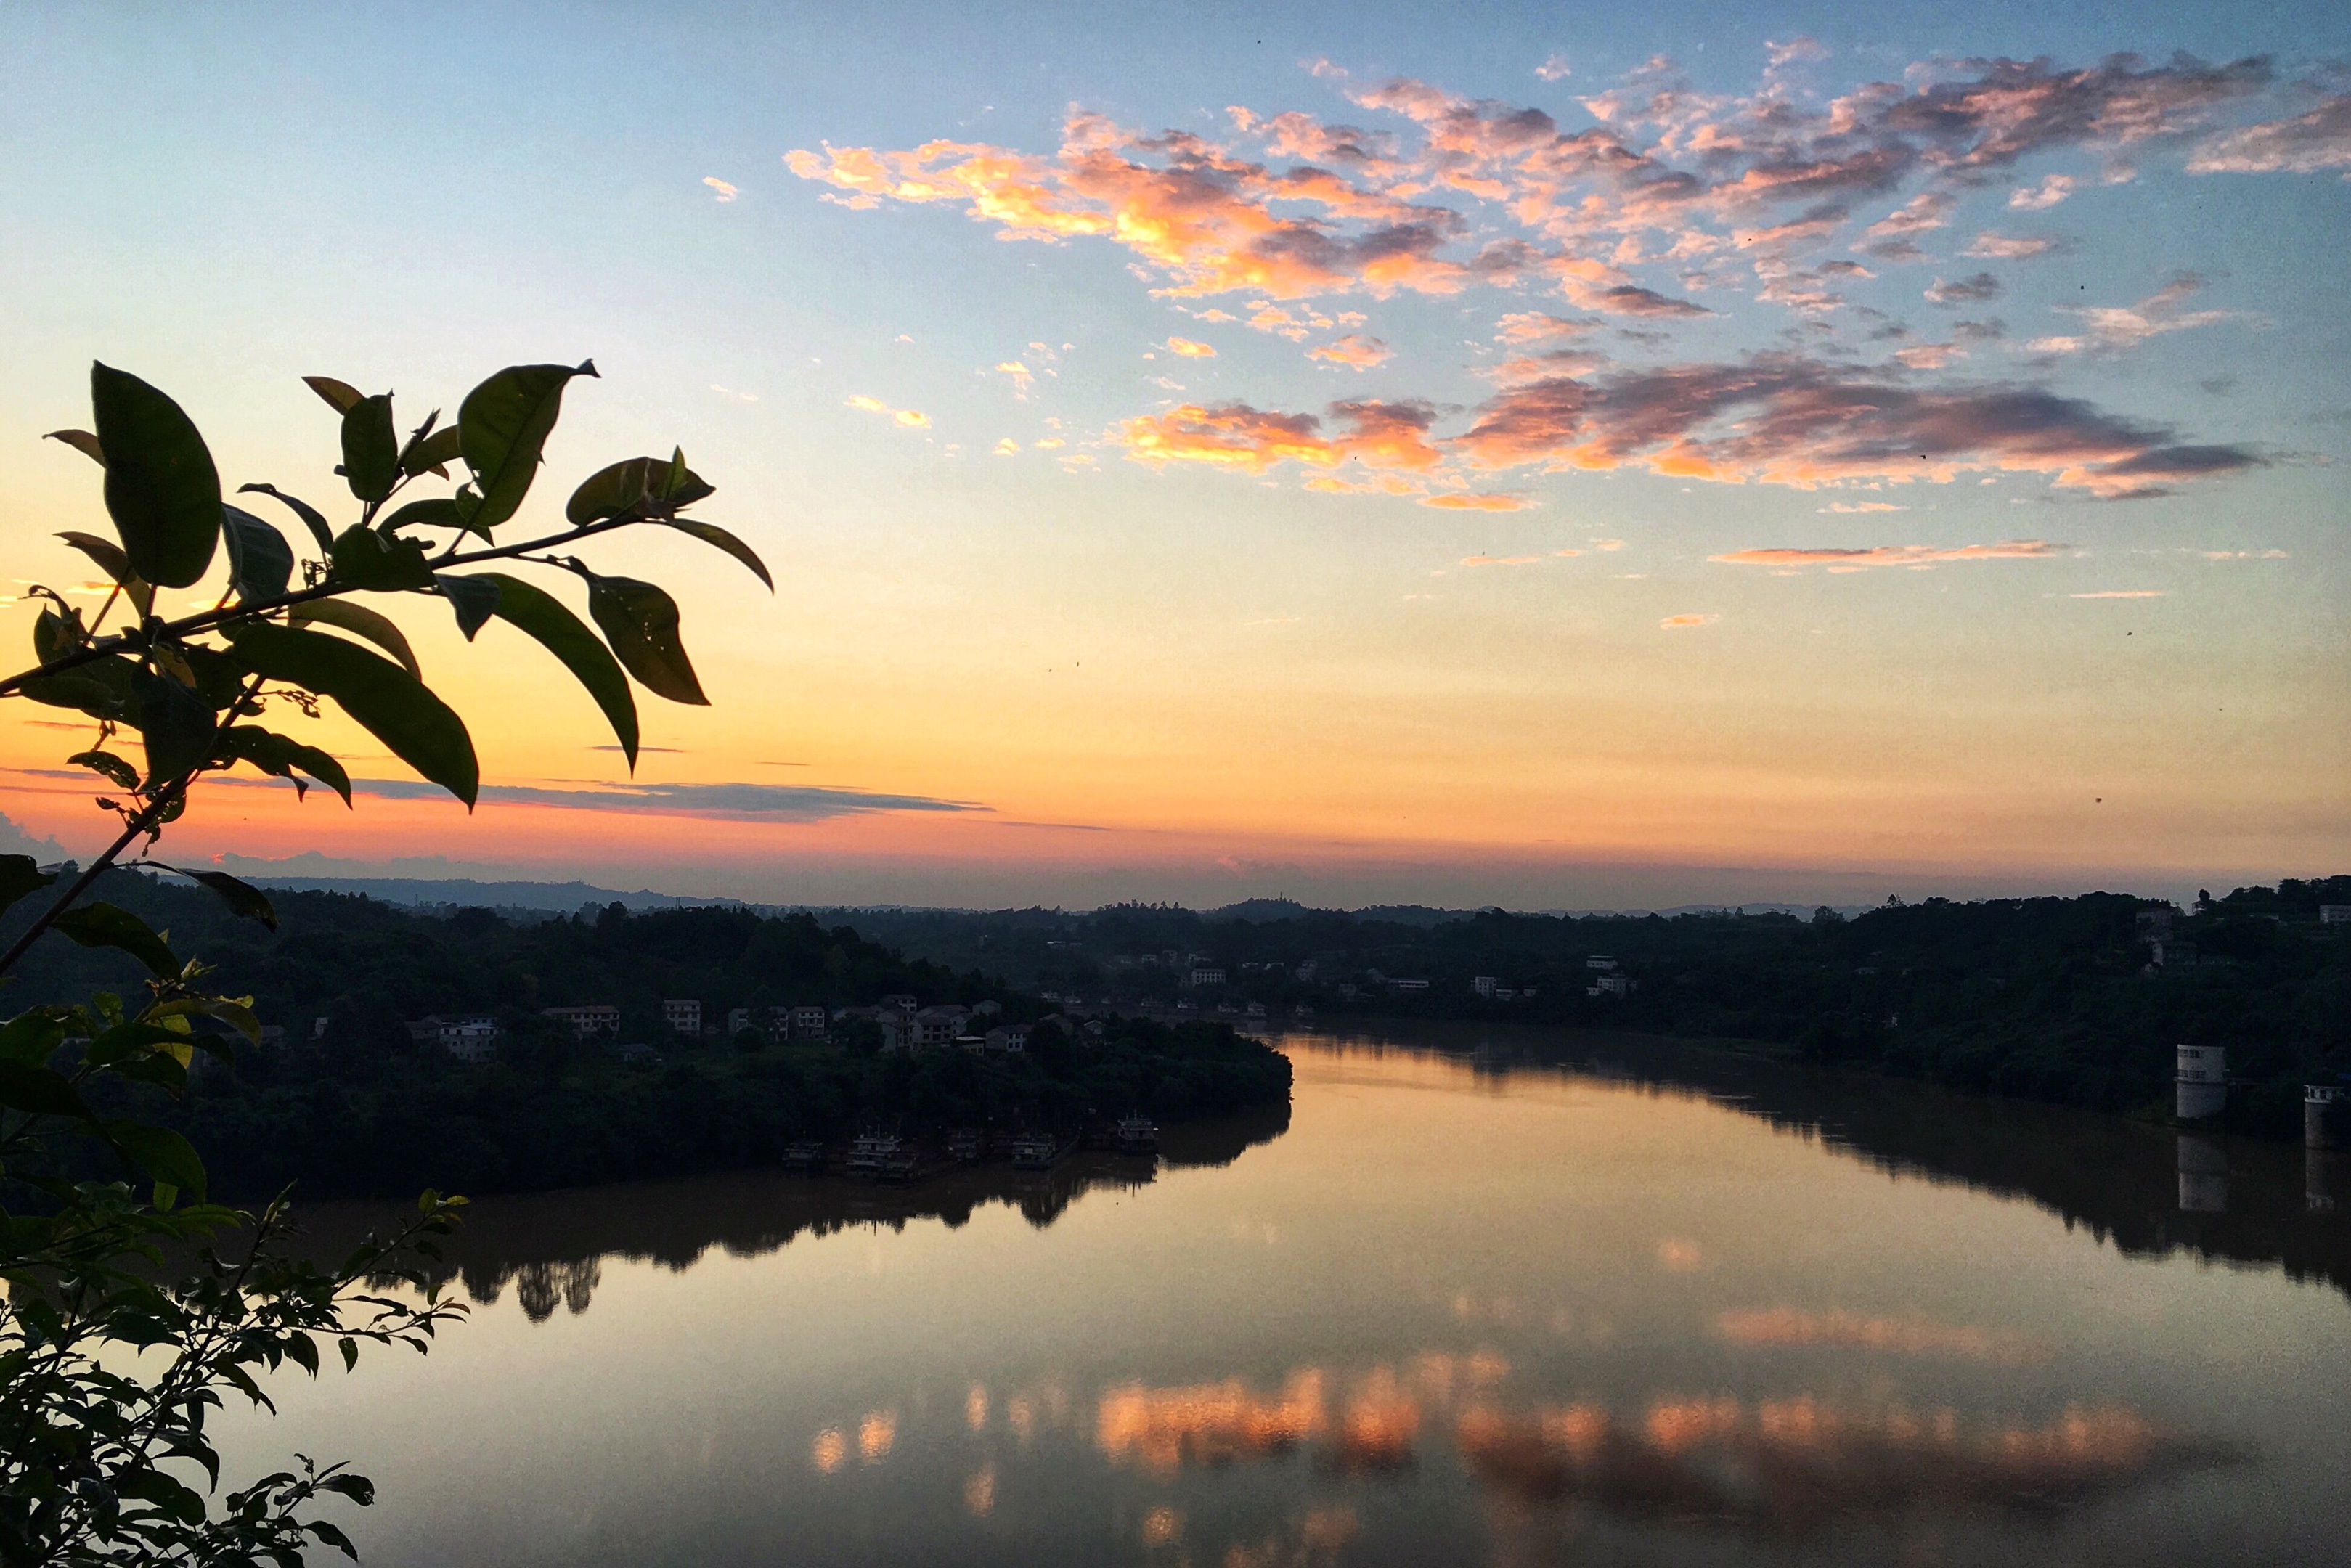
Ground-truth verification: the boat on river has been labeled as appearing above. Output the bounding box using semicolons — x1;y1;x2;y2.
1114;1115;1159;1154
782;1140;826;1172
945;1130;984;1163
846;1130;903;1180
1009;1133;1067;1169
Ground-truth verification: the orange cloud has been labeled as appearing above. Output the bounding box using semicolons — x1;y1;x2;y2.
1422;493;1530;512
1308;332;1393;369
1496;311;1597;343
1660;613;1716;629
1710;540;2063;571
1115;399;1440;474
846;393;929;428
702;176;739;202
1166;336;1218;357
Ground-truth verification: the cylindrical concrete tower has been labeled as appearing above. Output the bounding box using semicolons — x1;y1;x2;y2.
2310;1084;2344;1150
2177;1045;2227;1122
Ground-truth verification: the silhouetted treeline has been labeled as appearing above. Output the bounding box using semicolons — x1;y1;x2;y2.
833;881;2351;1139
4;872;1289;1199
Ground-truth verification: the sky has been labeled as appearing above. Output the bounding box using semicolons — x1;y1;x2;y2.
1;1;2347;910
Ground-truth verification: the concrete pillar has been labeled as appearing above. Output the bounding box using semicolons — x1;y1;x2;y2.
2176;1045;2227;1122
2308;1085;2344;1150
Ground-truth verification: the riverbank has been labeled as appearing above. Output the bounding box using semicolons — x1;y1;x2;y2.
160;1016;1292;1201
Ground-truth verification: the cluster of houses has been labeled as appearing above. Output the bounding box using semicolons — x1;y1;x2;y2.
404;995;1067;1065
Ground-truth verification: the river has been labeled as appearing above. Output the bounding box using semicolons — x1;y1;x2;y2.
216;1024;2351;1566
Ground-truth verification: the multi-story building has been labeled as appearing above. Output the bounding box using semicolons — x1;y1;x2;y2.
663;998;702;1037
543;1004;621;1038
408;1014;501;1063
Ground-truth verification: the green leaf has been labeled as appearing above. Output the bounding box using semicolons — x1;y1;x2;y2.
317;1474;375;1506
237;483;338;555
290;599;420;679
478;573;639;764
565;456;658;525
0;1061;96;1120
587;573;706;706
221;505;295;602
52;902;182;976
657;518;772;590
658;446;716;508
55;528;129;584
565;450;717;526
152;863;279;931
225;624;478;807
0;855;54;920
149;994;262;1045
68;748;141;790
218;724;352;805
458;361;596;531
339;1336;359;1372
303;375;365;414
284;1331;320;1375
23;650;139;719
341;393;400;503
179;642;249;709
379;497;464;534
329;524;434;591
434;573;500;640
102;1121;208;1204
402;423;462;478
45;428;105;466
85;1020;200;1067
19;671;118;717
0;1010;68;1067
91;363;221;589
310;1519;361;1559
137;671;219;785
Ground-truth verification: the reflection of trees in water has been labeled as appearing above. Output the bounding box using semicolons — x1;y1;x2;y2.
1296;1028;2351;1302
492;1258;602;1322
328;1098;1291;1315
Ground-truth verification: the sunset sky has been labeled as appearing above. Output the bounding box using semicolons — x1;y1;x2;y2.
1;1;2345;908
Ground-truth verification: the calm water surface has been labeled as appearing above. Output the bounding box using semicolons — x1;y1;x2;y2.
222;1025;2351;1566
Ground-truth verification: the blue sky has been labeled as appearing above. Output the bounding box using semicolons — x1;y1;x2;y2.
1;1;2345;906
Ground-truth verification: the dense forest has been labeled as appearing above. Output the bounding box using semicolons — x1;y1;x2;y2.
832;881;2351;1140
1;870;1291;1199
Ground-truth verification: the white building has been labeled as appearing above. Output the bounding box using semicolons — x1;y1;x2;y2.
1189;967;1226;987
407;1013;500;1063
663;998;702;1037
1472;976;1499;998
543;1004;620;1037
2322;905;2351;926
726;1007;753;1036
985;1023;1030;1053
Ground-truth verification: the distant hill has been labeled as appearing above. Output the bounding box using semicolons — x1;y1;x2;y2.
227;873;738;915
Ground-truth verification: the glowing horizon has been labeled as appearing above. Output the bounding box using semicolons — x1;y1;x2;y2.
1;4;2344;908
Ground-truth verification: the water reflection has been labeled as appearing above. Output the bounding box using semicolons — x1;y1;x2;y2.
339;1102;1289;1319
2178;1134;2228;1214
1453;1396;2222;1530
222;1026;2349;1568
1295;1024;2351;1302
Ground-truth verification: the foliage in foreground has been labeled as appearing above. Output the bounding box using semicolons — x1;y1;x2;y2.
2;361;747;1562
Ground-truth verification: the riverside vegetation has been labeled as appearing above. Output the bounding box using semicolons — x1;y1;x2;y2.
840;882;2351;1141
0;360;765;1561
2;870;1293;1200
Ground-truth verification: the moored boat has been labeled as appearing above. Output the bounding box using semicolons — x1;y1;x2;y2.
1114;1115;1159;1154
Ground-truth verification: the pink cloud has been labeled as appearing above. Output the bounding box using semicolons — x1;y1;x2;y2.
2188;92;2351;174
1308;332;1395;369
1710;540;2065;570
1660;613;1717;629
1449;353;2260;497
